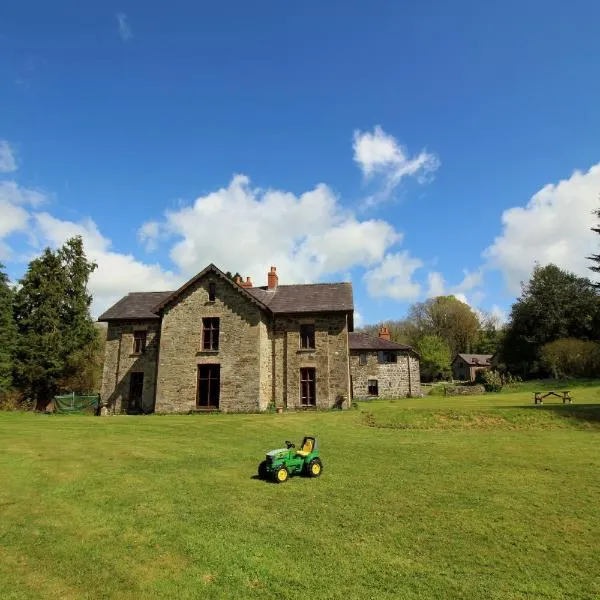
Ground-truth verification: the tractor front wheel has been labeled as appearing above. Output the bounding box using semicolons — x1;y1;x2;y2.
258;461;268;480
274;466;289;483
307;458;323;478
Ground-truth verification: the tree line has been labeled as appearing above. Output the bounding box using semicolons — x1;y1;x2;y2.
360;265;600;382
0;237;102;410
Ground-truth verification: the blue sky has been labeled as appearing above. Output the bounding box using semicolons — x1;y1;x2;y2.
2;1;600;323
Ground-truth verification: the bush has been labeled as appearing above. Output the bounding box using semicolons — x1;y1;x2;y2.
475;369;503;392
540;339;600;379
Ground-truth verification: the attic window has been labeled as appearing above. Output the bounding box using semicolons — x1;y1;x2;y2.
359;353;367;366
300;324;315;350
133;331;147;354
208;282;216;302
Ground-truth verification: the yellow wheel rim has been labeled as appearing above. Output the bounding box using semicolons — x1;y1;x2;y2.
277;469;287;481
311;463;321;475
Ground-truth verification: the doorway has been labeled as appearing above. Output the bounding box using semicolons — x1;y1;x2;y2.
197;364;220;409
129;372;144;413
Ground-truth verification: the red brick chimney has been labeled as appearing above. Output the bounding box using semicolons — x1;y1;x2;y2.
267;266;278;290
379;326;391;341
240;276;253;288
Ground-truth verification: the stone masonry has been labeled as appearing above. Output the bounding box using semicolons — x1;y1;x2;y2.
349;350;421;399
98;264;356;413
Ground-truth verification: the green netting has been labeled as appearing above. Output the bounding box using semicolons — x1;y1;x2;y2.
53;393;100;414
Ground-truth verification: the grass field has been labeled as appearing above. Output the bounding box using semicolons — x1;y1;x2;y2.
1;385;599;599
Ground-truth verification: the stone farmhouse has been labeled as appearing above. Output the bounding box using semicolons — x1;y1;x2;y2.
452;353;493;382
98;264;420;413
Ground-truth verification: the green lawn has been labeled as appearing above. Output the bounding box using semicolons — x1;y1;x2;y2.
1;386;599;599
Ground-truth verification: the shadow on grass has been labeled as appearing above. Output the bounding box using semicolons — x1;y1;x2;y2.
250;474;278;484
523;403;600;425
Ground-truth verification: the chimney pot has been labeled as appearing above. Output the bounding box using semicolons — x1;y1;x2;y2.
267;265;279;290
379;326;391;341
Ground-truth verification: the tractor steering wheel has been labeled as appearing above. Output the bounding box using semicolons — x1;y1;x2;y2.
285;440;295;449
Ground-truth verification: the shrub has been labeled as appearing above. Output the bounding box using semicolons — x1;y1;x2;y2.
475;369;503;392
540;339;600;379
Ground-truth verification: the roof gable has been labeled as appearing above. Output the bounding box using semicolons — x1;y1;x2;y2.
152;263;268;314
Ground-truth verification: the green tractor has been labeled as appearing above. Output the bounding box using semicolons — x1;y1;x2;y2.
258;436;323;483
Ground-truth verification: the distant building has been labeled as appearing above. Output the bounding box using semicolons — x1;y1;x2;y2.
452;353;493;382
349;327;421;399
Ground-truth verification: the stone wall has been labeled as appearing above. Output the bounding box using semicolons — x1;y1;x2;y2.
100;319;161;413
272;313;350;409
350;350;421;399
154;274;264;413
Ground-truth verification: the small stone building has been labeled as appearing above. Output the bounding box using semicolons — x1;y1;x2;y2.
349;327;421;399
452;353;493;382
98;264;354;413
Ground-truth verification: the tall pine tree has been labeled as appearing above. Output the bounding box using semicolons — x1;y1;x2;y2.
57;237;98;389
0;263;17;395
14;249;67;409
13;236;97;409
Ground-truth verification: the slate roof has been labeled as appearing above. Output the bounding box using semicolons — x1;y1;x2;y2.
247;283;353;314
98;264;354;321
453;353;493;366
97;291;173;321
348;332;413;352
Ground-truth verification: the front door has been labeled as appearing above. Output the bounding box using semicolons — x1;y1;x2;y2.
129;372;144;413
197;364;220;409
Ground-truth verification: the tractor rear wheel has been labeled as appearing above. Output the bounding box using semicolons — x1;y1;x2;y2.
274;466;289;483
258;461;268;480
307;458;322;478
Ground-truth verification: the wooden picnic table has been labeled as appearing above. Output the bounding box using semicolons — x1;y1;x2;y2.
533;391;572;405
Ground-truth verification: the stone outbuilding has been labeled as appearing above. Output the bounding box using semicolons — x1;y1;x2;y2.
349;327;421;399
451;353;493;382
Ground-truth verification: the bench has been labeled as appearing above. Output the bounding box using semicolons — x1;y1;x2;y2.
533;391;572;405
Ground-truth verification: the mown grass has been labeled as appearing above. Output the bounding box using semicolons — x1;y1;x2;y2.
1;385;599;599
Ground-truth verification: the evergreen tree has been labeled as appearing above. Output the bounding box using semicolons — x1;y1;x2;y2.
500;264;600;376
57;237;97;389
13;236;98;408
13;249;67;409
0;263;17;394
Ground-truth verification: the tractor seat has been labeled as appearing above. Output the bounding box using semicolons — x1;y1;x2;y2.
296;439;314;457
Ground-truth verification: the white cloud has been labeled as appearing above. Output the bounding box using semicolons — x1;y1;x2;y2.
116;13;133;41
426;271;445;297
34;213;180;317
145;174;403;286
0;141;17;173
138;220;161;251
485;163;600;291
363;251;423;301
0;181;47;259
425;268;484;303
353;126;439;207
